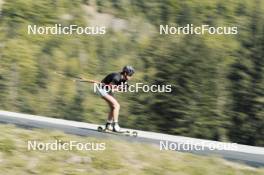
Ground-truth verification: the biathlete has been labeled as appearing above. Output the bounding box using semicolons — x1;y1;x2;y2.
95;65;135;132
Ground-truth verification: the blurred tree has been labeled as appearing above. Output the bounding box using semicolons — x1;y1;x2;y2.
64;85;85;121
132;36;221;140
228;0;264;146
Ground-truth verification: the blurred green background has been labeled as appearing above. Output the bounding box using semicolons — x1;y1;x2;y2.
0;0;263;146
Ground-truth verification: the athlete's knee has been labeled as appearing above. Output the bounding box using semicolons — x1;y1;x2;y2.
111;102;120;110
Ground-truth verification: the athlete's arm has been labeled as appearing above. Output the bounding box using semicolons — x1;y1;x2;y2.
108;74;123;92
107;83;120;92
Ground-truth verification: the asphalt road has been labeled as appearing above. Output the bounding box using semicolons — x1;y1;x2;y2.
0;110;263;167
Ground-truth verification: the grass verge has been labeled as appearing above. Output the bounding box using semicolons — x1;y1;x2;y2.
0;124;263;175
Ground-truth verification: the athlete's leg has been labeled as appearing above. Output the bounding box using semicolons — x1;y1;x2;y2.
102;94;120;123
95;85;120;130
104;98;115;122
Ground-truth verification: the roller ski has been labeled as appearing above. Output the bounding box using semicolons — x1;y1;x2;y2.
97;122;138;137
